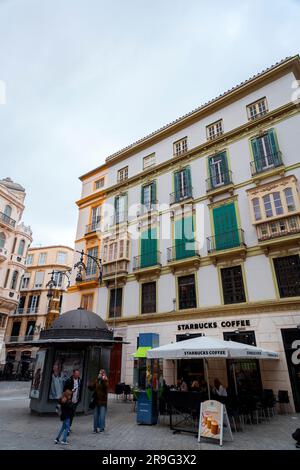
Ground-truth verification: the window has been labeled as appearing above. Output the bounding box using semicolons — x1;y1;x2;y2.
56;251;67;264
4;205;12;217
173;137;188;156
284;188;296;212
178;275;197;309
34;271;44;288
109;288;122;318
80;294;94;310
0;314;6;328
141;181;156;212
21;275;30;289
91;206;101;230
273;255;300;298
141;282;156;314
53;271;63;287
17;239;26;256
252;198;262;221
86;246;98;276
263;194;273;218
251;129;281;173
273;192;284;216
4;269;10;288
143;153;156;169
10;270;19;290
0;232;5;248
208;151;230;188
173;167;192;202
221;266;246;304
28;295;40;313
26;321;36;337
38;253;47;265
95;177;105;189
117;166;128;182
26;254;33;265
11;322;21;337
206;120;223;140
247;98;268;120
114;194;127;224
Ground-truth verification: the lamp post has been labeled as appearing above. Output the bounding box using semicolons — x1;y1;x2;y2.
46;269;72;299
73;249;103;284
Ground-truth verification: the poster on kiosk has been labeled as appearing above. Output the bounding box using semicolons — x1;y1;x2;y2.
198;400;233;446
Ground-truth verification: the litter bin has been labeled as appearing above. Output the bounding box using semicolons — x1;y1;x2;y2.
137;390;158;425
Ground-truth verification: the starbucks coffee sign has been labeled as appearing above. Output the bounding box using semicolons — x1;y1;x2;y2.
177;319;251;331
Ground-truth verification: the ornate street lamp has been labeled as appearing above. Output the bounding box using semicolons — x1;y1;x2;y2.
46;269;71;299
74;249;103;284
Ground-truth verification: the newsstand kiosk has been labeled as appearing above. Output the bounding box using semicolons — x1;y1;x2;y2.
136;333;161;425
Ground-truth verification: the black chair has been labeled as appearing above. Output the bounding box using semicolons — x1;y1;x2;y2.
123;384;132;401
261;389;276;418
115;382;125;400
277;390;290;414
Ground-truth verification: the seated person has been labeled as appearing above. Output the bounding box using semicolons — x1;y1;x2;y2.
179;377;188;392
191;379;200;391
212;378;228;397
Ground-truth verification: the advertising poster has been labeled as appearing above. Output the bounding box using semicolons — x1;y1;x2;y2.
30;350;46;399
198;400;223;445
49;350;84;400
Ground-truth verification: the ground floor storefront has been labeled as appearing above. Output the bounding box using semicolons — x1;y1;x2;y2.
111;310;300;412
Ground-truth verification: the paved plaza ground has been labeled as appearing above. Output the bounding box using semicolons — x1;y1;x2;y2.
0;382;299;450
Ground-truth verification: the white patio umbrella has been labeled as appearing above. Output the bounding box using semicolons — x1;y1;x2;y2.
147;335;279;397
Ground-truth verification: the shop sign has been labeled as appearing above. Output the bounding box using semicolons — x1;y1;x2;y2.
178;319;250;331
198;400;232;446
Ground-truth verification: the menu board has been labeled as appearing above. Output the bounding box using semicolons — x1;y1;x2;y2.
198;400;232;446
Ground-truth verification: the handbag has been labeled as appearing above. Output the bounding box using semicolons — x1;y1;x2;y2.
89;391;97;410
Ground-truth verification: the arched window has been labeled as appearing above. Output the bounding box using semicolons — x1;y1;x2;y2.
10;270;19;290
18;239;25;256
0;232;5;248
4;205;12;218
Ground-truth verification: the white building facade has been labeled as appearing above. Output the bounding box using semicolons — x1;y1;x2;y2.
0;178;32;363
66;56;300;409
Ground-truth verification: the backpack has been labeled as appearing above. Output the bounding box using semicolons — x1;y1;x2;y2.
292;428;300;442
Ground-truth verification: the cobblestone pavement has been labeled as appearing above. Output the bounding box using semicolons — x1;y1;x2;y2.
0;382;299;450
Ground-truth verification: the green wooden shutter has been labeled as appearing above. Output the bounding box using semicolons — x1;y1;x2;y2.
174;171;180;201
141;228;157;268
251;138;262;173
220;151;230;184
175;216;195;260
208;156;216;187
141;186;145;205
114;197;119;224
185;167;192;197
213;203;239;250
151;181;156;205
267;129;280;166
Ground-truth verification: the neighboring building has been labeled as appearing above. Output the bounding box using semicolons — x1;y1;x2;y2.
67;55;300;410
4;245;74;373
0;177;32;364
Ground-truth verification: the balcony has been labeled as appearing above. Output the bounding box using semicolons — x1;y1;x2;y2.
250;151;284;177
256;215;300;249
207;228;246;253
6;335;38;344
85;221;101;235
170;186;193;205
167;241;200;272
133;251;162;279
0;211;16;229
0;247;8;262
102;259;129;285
206;170;234;199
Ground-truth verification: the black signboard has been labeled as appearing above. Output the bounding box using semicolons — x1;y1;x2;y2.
281;328;300;412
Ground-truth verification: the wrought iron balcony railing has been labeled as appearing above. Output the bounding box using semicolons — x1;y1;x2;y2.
167;241;200;262
85;220;101;234
250;151;283;176
133;251;161;270
206;170;233;191
139;200;158;216
6;335;37;343
0;211;16;228
207;228;246;253
170;186;193;205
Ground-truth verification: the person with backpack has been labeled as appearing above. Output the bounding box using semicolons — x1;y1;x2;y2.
54;389;74;445
88;369;109;433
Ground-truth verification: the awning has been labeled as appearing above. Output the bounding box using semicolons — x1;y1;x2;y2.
133;346;152;358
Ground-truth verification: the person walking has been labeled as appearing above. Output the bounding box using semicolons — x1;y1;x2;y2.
54;390;74;445
63;369;81;430
88;369;109;433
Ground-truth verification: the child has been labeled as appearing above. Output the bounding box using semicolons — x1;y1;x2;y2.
54;389;74;445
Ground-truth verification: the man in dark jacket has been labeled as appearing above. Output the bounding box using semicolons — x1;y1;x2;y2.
63;369;81;429
88;369;108;433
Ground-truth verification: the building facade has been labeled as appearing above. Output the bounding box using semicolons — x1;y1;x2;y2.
66;56;300;410
0;177;32;364
4;245;74;374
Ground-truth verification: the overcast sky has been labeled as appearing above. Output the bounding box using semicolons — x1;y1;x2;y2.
0;0;299;248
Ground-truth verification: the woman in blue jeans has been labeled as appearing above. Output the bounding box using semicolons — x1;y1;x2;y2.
54;390;74;444
88;369;108;433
